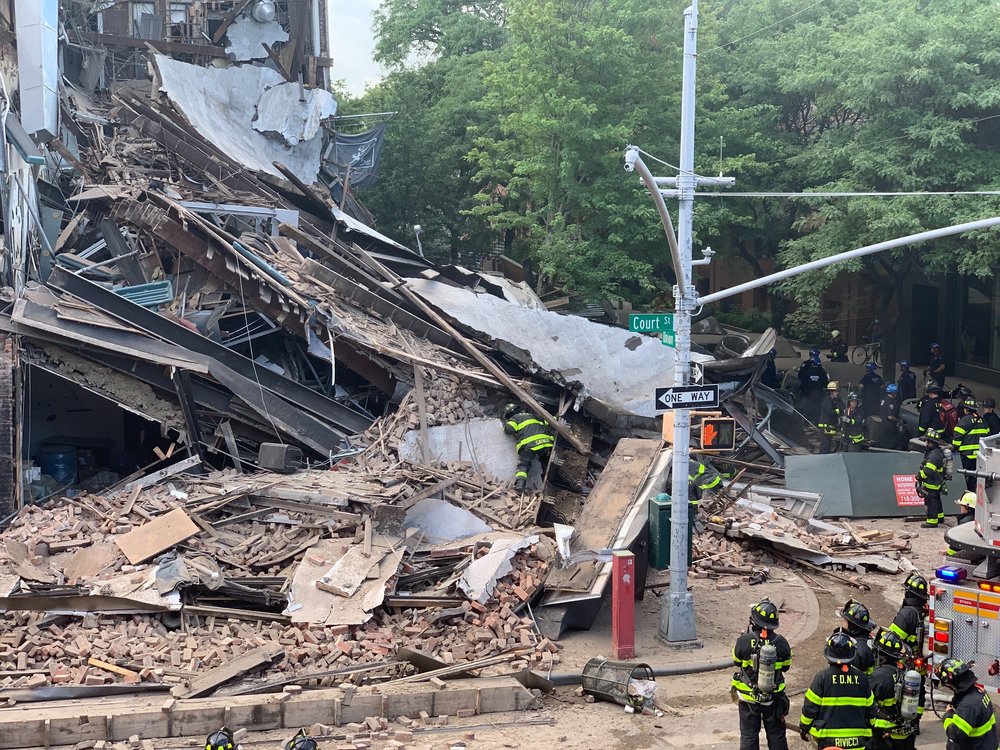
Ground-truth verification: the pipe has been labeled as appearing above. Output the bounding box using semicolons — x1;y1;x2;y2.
697;215;1000;306
625;147;684;286
547;656;733;686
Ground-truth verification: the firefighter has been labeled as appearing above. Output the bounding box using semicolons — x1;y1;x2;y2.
897;360;917;402
879;384;903;449
837;599;876;675
731;598;792;750
939;658;999;750
926;342;946;389
889;573;929;727
799;631;875;748
798;348;830;420
953;398;988;492
761;348;780;389
829;330;848;362
818;381;844;455
502;403;555;490
869;629;917;750
287;729;319;750
689;459;723;500
918;386;945;438
956;490;976;525
858;362;884;420
205;728;236;750
842;392;866;452
916;437;947;528
983;397;1000;436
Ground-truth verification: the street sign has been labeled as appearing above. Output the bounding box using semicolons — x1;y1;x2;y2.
654;384;720;410
660;331;676;348
629;313;674;335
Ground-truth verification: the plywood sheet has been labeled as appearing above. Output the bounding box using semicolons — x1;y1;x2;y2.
115;507;200;564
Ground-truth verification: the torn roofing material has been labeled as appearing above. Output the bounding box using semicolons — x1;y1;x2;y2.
152;55;324;182
253;83;337;146
224;16;289;62
407;279;713;419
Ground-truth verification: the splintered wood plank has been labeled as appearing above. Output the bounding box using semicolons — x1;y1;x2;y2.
115;507;200;564
171;644;284;699
545;438;662;592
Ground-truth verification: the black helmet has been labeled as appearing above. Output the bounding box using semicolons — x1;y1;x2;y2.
938;657;977;691
503;403;519;419
963;398;979;412
749;598;780;629
903;572;929;601
824;631;857;665
287;730;319;750
873;628;906;662
206;728;235;750
838;599;875;633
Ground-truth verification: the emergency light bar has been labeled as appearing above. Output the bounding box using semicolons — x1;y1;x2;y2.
936;565;968;583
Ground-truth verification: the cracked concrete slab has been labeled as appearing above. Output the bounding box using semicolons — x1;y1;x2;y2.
407;279;714;418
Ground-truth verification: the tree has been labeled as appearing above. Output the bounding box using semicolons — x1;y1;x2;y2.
467;0;689;299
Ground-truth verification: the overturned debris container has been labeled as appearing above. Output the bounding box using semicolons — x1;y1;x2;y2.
581;657;656;709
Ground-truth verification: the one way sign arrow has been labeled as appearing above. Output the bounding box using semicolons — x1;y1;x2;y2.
654;384;720;410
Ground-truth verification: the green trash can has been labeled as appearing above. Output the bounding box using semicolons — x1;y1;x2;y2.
648;492;695;570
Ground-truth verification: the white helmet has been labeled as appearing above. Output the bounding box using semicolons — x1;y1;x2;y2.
831;330;840;338
959;491;977;509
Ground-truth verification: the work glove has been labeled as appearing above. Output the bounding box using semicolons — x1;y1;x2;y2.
799;725;811;742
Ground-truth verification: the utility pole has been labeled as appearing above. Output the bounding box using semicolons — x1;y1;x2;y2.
625;0;733;645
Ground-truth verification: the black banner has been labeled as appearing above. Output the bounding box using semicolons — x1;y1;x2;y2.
325;124;386;190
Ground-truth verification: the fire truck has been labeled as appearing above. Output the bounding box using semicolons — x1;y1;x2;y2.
930;433;1000;692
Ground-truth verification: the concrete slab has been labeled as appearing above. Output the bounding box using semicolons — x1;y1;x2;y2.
407;280;714;418
152;55;323;182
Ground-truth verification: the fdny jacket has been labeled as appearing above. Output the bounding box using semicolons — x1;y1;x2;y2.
944;684;998;750
800;664;875;748
731;630;792;704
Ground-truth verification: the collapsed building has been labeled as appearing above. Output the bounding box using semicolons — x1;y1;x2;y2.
0;3;931;748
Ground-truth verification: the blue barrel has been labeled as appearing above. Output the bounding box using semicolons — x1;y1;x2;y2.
39;445;77;486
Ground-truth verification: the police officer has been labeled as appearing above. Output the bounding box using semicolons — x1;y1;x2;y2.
869;629;916;750
761;348;780;389
939;658;999;750
798;348;830;420
858;362;884;420
953;398;989;492
842;392;865;452
879;384;903;449
732;599;792;750
889;573;929;728
982;397;1000;436
916;437;947;528
502;403;555;490
897;361;917;402
926;342;946;389
837;599;876;675
799;632;875;748
818;381;844;455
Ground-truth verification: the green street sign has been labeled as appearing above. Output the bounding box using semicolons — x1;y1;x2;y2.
661;332;676;348
629;313;675;334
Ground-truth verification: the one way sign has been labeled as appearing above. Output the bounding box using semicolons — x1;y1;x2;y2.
654;384;720;410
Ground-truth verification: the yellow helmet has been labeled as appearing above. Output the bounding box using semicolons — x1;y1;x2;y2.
826;381;839;390
959;491;977;509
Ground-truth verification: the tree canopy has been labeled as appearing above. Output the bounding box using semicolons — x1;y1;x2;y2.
340;0;1000;335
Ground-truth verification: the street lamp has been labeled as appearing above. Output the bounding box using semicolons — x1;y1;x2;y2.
413;224;424;257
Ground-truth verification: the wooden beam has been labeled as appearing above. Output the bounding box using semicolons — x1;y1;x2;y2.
171;644;284;698
348;244;587;454
211;0;253;42
72;30;222;57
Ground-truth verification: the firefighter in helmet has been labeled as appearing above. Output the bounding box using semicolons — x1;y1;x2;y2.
731;598;792;750
837;599;876;675
206;728;236;750
799;631;875;747
869;629;917;749
939;658;999;749
502;403;555;491
888;573;929;727
285;729;319;750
